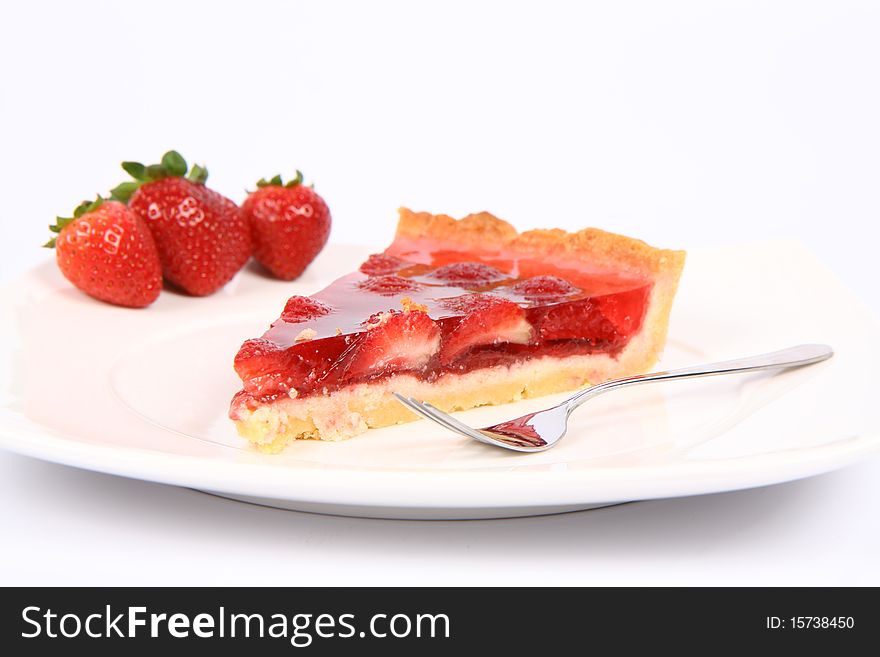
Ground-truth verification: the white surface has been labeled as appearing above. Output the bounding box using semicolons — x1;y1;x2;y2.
1;0;879;580
2;243;878;520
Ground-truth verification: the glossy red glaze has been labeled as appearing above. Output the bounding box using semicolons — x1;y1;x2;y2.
233;235;652;402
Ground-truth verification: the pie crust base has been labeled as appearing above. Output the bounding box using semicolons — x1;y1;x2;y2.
236;351;645;454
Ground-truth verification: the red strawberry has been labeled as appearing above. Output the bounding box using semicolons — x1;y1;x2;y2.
234;335;345;398
234;338;287;394
533;300;615;341
241;171;331;280
233;338;304;397
593;286;652;337
359;253;407;276
358;274;423;296
341;310;440;380
45;198;162;308
111;151;251;296
512;275;579;301
430;262;507;286
438;294;532;364
279;296;333;324
532;287;651;344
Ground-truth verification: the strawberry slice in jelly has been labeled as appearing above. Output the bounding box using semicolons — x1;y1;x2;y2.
235;335;346;397
530;300;620;344
340;310;441;380
429;262;508;286
359;253;408;276
439;294;533;365
512;275;580;302
279;296;333;324
358;275;423;296
594;285;652;337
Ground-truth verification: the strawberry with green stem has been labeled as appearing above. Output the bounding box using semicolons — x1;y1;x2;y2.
242;171;331;280
45;197;162;308
111;150;251;296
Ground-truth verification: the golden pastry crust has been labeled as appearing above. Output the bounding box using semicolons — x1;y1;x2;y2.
395;207;686;280
395;209;519;245
234;351;655;454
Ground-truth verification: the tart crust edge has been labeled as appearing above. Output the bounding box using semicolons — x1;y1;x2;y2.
395;207;687;279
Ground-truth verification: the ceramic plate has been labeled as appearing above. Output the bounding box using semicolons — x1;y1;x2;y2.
0;241;877;519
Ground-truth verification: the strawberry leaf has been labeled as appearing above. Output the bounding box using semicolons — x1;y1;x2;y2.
255;171;306;189
161;150;187;177
121;161;147;181
72;201;90;218
114;151;206;203
48;216;73;233
256;175;282;188
109;181;140;203
73;197;103;218
144;164;167;181
45;198;102;248
285;170;304;187
187;163;208;184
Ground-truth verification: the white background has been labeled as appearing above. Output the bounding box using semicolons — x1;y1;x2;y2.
1;0;878;585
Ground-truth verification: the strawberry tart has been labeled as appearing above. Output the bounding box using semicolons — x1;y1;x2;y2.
230;209;686;453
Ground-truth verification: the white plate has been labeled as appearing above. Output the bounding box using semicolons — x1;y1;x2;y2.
0;242;878;519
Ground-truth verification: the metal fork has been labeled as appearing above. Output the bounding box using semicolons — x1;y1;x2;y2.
393;344;833;452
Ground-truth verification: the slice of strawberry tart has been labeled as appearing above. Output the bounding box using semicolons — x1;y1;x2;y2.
230;208;685;453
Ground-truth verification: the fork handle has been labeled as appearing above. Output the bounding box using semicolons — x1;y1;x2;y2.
565;344;833;411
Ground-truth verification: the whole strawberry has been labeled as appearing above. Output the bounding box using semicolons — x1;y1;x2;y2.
111;151;251;296
45;198;162;308
242;171;331;280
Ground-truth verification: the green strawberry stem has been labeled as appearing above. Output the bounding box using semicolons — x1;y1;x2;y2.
109;150;208;203
44;197;104;248
255;170;305;189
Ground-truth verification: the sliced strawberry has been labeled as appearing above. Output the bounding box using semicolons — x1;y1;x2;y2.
531;299;618;342
358;275;423;296
437;293;498;314
593;285;652;337
512;275;579;301
280;296;332;323
438;294;532;365
235;336;346;397
234;338;291;395
341;310;440;380
359;253;408;276
430;261;507;286
234;338;288;380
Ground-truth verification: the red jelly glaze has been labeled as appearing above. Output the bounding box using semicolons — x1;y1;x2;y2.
233;236;652;404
